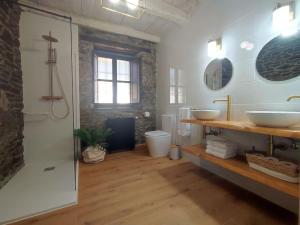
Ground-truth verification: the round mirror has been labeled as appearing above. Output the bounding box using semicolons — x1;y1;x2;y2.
256;33;300;81
204;58;233;90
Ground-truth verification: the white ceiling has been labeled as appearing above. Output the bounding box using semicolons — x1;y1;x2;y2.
26;0;199;37
163;0;198;15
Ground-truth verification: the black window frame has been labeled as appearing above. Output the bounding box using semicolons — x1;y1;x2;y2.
93;49;140;108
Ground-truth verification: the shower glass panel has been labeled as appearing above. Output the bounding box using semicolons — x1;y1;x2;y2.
0;8;78;224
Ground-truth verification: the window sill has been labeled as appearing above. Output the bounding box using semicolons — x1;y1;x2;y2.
169;103;186;106
93;103;142;111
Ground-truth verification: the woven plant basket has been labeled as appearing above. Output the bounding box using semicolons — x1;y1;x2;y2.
246;153;299;178
82;145;106;164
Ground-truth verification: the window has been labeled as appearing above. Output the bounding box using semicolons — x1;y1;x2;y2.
94;51;140;105
169;67;185;104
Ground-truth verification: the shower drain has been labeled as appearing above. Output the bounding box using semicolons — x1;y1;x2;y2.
44;166;56;172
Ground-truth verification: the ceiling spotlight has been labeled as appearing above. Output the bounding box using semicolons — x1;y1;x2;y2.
126;0;139;10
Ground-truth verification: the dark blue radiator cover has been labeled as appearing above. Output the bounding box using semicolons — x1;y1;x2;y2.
106;118;135;153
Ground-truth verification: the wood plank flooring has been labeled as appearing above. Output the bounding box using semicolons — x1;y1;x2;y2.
12;146;298;225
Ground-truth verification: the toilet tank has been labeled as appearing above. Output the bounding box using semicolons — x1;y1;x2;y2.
161;114;176;144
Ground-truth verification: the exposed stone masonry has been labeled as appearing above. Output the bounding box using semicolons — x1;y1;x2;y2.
256;32;300;81
79;27;157;144
0;0;24;189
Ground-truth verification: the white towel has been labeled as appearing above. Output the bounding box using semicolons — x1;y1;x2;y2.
206;145;237;154
162;114;177;144
206;136;226;142
207;141;238;151
206;149;237;159
178;107;191;137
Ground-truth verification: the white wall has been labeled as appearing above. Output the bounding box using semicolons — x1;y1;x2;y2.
157;0;300;213
157;0;300;150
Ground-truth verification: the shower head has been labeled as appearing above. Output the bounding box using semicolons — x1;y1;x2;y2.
42;35;58;42
42;32;58;42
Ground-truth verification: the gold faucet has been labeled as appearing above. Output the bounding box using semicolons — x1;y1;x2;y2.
213;95;232;121
287;96;300;101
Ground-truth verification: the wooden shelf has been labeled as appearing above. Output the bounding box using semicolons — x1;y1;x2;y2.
182;119;300;139
182;144;299;198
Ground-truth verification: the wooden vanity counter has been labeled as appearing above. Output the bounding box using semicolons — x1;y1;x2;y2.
181;119;300;199
181;119;300;139
182;144;299;198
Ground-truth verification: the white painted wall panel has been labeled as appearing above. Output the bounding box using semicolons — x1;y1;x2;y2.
157;0;300;213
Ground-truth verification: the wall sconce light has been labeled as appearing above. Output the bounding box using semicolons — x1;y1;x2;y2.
208;38;224;58
101;0;145;19
272;1;298;36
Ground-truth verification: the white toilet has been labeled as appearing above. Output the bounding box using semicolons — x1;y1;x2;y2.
145;115;175;158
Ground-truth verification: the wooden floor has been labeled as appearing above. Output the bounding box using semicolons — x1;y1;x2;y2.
13;147;298;225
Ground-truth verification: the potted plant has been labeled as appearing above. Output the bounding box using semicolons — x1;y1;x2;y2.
74;128;112;164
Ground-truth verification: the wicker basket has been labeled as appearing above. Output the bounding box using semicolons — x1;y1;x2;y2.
246;153;299;178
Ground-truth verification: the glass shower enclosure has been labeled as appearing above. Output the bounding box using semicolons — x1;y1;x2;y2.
0;5;79;224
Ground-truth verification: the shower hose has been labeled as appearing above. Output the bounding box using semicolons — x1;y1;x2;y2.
49;65;70;120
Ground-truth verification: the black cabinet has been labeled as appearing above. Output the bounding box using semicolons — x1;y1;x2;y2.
106;118;135;153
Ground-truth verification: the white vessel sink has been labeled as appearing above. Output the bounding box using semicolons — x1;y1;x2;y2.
246;111;300;128
191;110;221;120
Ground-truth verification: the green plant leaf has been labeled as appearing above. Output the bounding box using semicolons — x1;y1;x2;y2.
74;128;113;147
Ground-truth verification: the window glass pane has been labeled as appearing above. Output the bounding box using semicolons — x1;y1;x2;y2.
95;81;113;103
178;87;185;104
170;67;176;86
170;86;176;104
117;60;130;81
131;60;139;103
98;57;112;80
178;69;184;86
117;82;130;104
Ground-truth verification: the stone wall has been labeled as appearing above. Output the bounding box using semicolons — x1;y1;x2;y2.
79;27;157;144
0;0;24;189
256;32;300;81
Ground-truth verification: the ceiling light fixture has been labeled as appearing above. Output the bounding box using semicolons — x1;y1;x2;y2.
272;1;298;36
101;0;145;19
